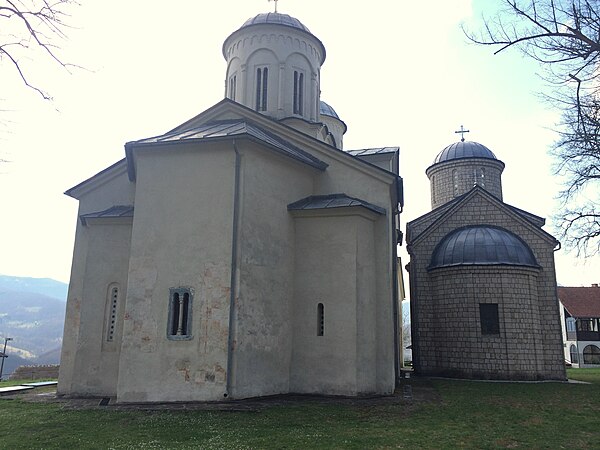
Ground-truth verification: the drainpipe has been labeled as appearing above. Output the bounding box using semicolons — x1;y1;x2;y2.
225;140;241;398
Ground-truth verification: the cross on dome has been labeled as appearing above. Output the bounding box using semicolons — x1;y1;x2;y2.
454;125;470;142
268;0;280;13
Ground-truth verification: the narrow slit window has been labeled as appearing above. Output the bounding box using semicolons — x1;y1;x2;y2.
453;169;459;197
256;67;268;111
106;285;119;342
293;71;304;115
168;287;193;340
229;75;237;101
317;303;324;336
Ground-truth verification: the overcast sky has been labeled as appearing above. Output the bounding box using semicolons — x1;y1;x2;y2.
1;0;598;288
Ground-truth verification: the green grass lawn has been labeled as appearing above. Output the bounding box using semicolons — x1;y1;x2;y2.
0;370;599;449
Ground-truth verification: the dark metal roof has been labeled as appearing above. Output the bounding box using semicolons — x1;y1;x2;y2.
429;225;539;270
432;141;499;165
128;119;327;171
319;101;340;119
347;147;399;157
558;287;600;318
240;13;311;33
288;193;386;215
80;205;134;226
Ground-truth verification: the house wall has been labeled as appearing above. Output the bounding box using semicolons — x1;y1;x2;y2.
231;142;313;399
58;168;134;397
116;142;235;403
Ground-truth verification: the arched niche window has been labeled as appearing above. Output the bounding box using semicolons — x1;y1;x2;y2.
570;344;579;364
167;287;193;340
105;283;119;342
583;345;600;364
474;167;485;187
255;67;268;111
431;176;436;203
317;303;324;336
293;70;304;115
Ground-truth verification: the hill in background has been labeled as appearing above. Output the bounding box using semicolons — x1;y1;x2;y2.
0;275;68;376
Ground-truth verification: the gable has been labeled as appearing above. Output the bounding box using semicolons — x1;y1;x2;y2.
407;187;558;249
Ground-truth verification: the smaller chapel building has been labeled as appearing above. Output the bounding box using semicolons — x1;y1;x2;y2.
406;140;566;381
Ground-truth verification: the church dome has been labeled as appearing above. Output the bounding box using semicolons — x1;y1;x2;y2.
433;141;497;165
319;101;340;119
239;13;312;33
429;226;539;270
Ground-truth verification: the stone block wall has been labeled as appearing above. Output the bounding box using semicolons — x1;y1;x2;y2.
10;365;59;380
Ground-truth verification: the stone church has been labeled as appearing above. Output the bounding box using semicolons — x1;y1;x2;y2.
58;12;404;402
406;138;566;380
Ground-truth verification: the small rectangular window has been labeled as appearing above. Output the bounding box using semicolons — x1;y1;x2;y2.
256;67;268;111
293;70;304;115
168;287;193;340
229;75;237;101
317;303;324;336
479;303;500;335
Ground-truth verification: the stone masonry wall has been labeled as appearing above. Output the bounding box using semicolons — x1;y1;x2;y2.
427;159;504;209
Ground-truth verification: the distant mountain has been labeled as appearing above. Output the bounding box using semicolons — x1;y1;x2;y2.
0;275;68;301
0;275;68;376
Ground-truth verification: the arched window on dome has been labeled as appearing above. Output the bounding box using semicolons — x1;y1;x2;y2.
570;344;579;364
431;176;436;203
256;67;268;111
293;70;304;115
474;168;485;188
452;170;459;197
229;74;237;102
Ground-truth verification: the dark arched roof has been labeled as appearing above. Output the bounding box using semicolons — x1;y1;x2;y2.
429;226;539;270
319;100;340;119
433;141;498;165
240;13;312;33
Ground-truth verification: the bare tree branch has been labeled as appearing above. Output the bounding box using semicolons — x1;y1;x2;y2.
466;0;600;255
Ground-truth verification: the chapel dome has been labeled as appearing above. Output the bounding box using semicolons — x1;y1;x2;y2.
429;226;539;270
432;141;498;165
319;100;340;119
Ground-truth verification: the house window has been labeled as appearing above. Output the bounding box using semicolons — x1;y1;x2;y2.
317;303;324;336
566;317;576;332
577;319;599;332
293;70;304;115
229;75;237;101
167;287;193;340
479;303;500;335
106;284;119;342
583;345;600;364
570;344;579;364
255;67;268;111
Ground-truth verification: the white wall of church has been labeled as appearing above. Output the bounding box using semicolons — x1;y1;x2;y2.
116;142;236;403
58;168;134;397
230;142;314;399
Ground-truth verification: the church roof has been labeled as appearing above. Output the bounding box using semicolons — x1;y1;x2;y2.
80;205;134;226
240;13;312;33
432;141;501;165
288;193;386;215
319;101;340;119
428;225;539;270
558;287;600;318
127;119;328;173
347;147;399;157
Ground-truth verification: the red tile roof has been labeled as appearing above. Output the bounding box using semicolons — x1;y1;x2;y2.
558;287;600;318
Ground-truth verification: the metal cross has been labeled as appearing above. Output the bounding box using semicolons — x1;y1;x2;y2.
268;0;279;13
454;125;470;142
